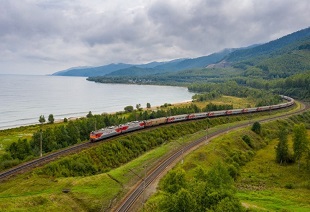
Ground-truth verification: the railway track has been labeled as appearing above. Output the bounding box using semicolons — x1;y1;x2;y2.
114;101;309;212
0;141;93;181
0;100;307;189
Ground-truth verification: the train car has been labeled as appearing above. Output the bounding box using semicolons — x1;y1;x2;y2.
167;114;188;123
278;103;288;108
247;107;257;113
259;105;271;111
119;121;145;133
242;108;249;113
231;109;243;115
90;126;121;142
212;110;227;117
188;113;208;120
144;117;167;127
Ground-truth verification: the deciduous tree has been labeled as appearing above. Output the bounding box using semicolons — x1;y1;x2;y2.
275;128;289;164
293;124;309;169
124;105;134;112
48;114;54;124
251;122;261;135
39;115;45;124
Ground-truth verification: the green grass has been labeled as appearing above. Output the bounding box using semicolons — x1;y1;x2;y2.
144;109;310;211
0;101;304;211
236;133;310;211
0;123;67;156
0;95;254;157
0;127;208;211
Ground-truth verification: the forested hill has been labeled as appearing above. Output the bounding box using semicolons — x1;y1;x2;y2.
224;27;310;62
53;27;309;78
88;26;310;100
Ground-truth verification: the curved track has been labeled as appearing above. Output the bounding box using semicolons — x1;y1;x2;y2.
0;141;93;181
114;101;309;212
0;99;306;183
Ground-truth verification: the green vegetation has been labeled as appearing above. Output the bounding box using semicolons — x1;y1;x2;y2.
153;163;244;212
48;114;54;124
124;105;134;112
1;26;310;211
0;97;240;172
39;115;45;124
275;128;291;164
145;111;310;211
0;103;306;211
37;113;254;178
293;124;309;169
251;122;262;135
87;28;310;101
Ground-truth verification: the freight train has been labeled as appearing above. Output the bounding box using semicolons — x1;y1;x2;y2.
90;95;294;142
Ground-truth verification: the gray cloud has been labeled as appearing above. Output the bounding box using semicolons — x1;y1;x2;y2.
0;0;309;75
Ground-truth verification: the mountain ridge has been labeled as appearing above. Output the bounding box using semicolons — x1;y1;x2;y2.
52;26;310;77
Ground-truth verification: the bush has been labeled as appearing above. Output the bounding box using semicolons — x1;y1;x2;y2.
242;135;253;148
284;183;295;189
251;122;261;135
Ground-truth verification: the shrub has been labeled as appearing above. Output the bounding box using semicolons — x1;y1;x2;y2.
242;135;253;148
251;122;261;135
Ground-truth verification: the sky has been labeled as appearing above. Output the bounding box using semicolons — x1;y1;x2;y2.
0;0;309;75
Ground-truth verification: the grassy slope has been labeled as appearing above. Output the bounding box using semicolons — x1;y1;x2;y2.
0;96;255;157
0;123;66;156
0;99;302;211
144;110;310;211
0;130;208;211
236;132;310;211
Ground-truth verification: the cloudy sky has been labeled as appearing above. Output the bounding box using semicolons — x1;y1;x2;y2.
1;0;309;75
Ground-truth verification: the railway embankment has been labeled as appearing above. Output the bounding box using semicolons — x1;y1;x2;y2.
0;99;306;211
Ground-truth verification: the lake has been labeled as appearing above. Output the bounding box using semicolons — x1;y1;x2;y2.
0;75;193;129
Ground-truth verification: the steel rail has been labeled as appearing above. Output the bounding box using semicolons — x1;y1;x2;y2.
114;101;308;212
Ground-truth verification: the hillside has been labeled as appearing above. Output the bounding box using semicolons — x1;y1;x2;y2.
53;27;310;78
224;27;310;62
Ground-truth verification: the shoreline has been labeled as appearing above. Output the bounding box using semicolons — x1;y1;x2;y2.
0;99;193;131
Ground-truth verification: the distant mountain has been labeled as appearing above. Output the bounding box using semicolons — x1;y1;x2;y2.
52;49;233;77
103;49;233;77
53;27;310;78
52;63;133;77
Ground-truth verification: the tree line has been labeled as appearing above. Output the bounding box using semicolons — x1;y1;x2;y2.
1;102;233;171
188;81;282;106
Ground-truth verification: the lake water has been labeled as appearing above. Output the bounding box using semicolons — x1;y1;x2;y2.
0;75;193;129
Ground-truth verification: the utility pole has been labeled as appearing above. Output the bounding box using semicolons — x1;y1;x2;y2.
38;115;45;157
175;138;184;164
128;165;147;210
206;120;209;145
40;129;42;157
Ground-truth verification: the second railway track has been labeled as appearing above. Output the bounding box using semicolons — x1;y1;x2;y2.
114;101;309;212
